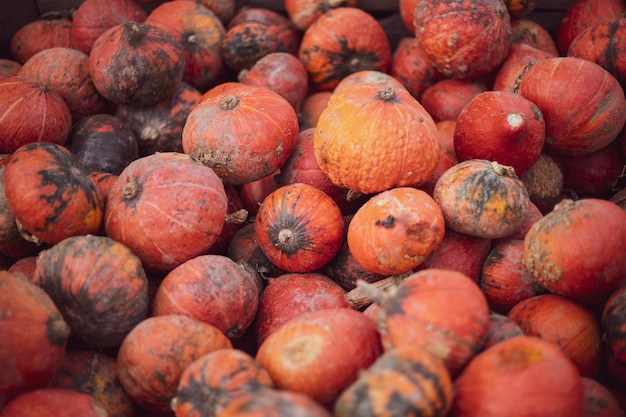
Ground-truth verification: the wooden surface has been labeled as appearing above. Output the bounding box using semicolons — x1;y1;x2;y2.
1;0;576;61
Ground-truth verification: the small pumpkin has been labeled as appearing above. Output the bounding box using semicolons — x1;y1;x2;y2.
413;0;512;79
182;82;299;185
522;198;626;307
104;152;228;273
314;83;440;194
145;0;227;91
116;314;233;413
66;114;139;175
0;271;70;408
298;7;391;91
172;349;274;417
10;12;72;64
255;182;344;273
390;37;443;100
227;222;285;280
433;159;531;239
0;76;72;154
333;346;453;417
89;21;185;106
347;187;445;276
3;142;104;245
510;18;559;56
492;43;555;92
285;0;357;31
420;78;487;122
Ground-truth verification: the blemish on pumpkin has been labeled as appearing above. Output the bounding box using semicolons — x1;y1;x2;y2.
498;345;543;371
375;215;395;228
46;313;70;347
122;181;140;200
282;334;323;366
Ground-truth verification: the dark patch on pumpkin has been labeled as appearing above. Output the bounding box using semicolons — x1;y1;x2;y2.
46;312;70;347
375;215;395;228
222;23;274;71
603;291;626;367
602;20;621;84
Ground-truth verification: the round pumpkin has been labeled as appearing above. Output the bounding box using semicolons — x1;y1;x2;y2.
433;159;531;239
347;187;445;276
285;0;357;30
3;142;104;245
314;83;440;194
0;76;72;154
10;13;72;64
510;18;559;56
33;234;149;349
255;183;344;273
390;37;443;100
182;82;299;185
104;152;228;273
420;78;487;122
1;388;107;417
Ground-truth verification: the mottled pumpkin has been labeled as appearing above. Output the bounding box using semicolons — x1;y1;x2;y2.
602;286;626;384
10;13;73;64
3;142;104;245
314;83;440;194
390;37;443;100
285;0;357;30
0;388;107;417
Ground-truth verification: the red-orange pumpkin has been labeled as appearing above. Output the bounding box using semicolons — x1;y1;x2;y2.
89;21;185;106
182;82;299;185
420;78;487;122
0;271;70;408
510;18;559;56
104;152;228;273
117;314;233;413
581;376;625;417
1;388;107;417
0;76;72;154
523;198;626;307
390;37;443;100
145;0;226;91
285;0;357;30
492;43;555;92
433;159;531;239
255;183;344;272
298;7;391;91
33;234;149;349
413;0;512;79
298;91;332;131
314;83;440;194
503;0;542;18
227;222;285;280
482;312;524;349
347;187;445;276
10;13;73;64
3;142;104;245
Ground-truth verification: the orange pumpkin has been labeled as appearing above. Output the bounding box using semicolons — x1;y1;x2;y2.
419;78;487;122
492;43;555;92
10;13;73;64
433;159;530;239
390;37;443;100
254;183;344;272
333;70;406;94
510;18;559;56
1;388;107;417
347;187;445;276
298;7;391;91
314;83;440;194
285;0;357;30
173;0;236;25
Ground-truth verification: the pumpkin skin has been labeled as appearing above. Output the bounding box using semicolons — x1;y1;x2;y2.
450;336;585;417
1;388;107;417
285;0;357;31
333;70;406;94
568;18;626;89
10;14;72;64
555;0;626;55
298;91;332;131
453;90;545;176
256;307;383;408
104;152;228;273
581;377;625;417
182;82;299;185
433;159;531;239
420;78;487;122
117;314;233;413
3;142;104;245
523;198;626;307
238;52;309;113
218;387;333;417
314;84;440;194
333;346;453;417
375;269;490;377
174;0;236;25
508;294;603;378
390;37;443;100
115;81;202;156
145;0;226;92
602;286;626;384
516;57;626;155
152;254;262;339
413;0;512;80
66;114;139;175
49;349;137;417
510;18;559;56
492;43;555;92
227;222;285;280
347;187;445;276
70;0;147;55
0;271;70;408
18;47;112;123
482;312;524;349
33;234;149;349
399;0;419;34
89;21;185;107
0;76;72;154
0;59;21;78
298;7;391;91
252;272;350;346
172;349;274;417
255;183;344;273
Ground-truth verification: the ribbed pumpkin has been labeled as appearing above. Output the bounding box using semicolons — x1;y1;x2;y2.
433;159;530;239
314;83;440;195
10;13;73;64
3;142;104;245
104;152;228;273
182;82;299;185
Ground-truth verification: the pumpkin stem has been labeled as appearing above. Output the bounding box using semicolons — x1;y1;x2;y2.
378;86;397;102
507;113;523;128
277;228;295;245
346;273;411;310
140;126;159;142
326;0;347;7
346;189;363;202
225;208;248;224
490;161;517;179
15;220;43;245
122;181;139;200
220;95;240;110
187;33;198;45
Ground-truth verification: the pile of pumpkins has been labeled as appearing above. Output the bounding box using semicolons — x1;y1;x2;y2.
1;0;626;416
